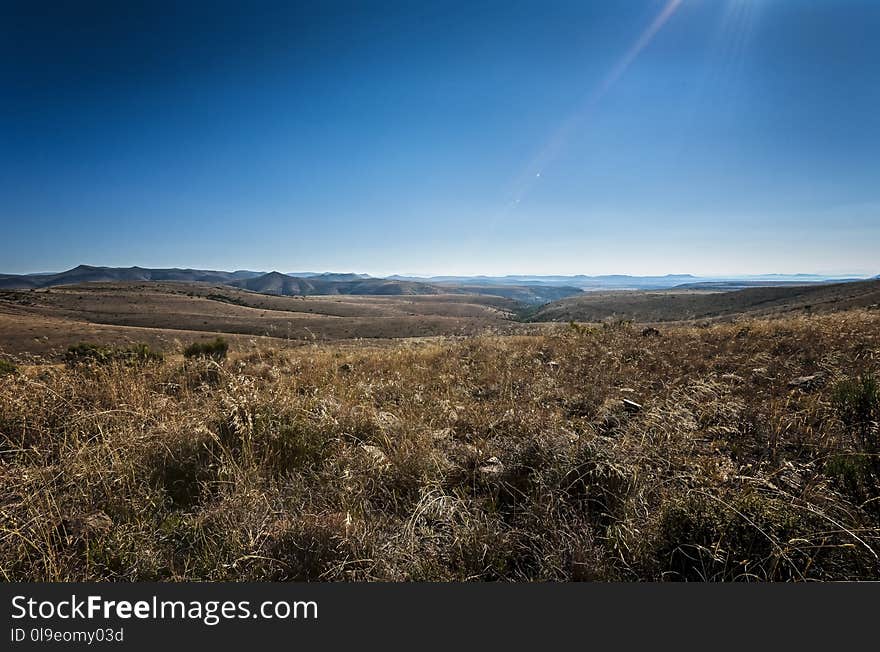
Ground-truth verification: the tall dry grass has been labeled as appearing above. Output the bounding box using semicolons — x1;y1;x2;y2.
1;309;879;580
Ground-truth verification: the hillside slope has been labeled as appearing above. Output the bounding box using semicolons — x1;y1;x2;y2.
0;282;531;356
229;272;448;296
530;279;880;323
229;272;584;303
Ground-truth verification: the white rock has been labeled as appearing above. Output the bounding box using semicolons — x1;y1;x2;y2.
478;456;505;475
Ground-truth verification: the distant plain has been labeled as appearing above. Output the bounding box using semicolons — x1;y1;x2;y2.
1;274;878;359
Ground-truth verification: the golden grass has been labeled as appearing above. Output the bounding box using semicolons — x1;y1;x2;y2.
1;310;879;581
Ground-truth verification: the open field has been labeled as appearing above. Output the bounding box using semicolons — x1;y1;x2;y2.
0;283;533;358
3;279;879;360
1;308;878;580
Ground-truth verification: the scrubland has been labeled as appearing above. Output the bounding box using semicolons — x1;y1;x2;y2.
1;309;878;581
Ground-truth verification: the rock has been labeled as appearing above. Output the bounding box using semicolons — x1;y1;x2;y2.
462;443;481;457
641;327;661;338
622;398;642;413
478;456;505;476
431;427;454;441
376;411;400;427
359;444;389;468
61;511;113;541
471;384;500;399
565;430;580;444
778;461;806;492
788;372;826;391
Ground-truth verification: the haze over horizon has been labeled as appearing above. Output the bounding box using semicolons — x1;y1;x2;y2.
2;1;878;276
3;262;876;282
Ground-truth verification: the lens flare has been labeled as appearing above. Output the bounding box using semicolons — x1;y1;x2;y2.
508;0;684;206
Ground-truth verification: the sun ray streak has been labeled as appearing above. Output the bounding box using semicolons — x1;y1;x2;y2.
507;0;684;206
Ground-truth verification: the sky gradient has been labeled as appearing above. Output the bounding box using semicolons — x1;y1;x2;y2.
2;1;878;276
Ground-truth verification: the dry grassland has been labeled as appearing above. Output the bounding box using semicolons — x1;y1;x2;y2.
1;310;878;580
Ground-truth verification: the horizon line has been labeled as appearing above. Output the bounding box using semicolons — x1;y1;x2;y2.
3;263;878;280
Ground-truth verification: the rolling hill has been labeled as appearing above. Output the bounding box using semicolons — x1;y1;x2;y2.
529;279;880;323
228;272;450;296
0;266;583;304
0;281;533;355
3;266;875;309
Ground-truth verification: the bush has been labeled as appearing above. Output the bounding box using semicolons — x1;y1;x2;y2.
654;493;828;581
65;342;163;367
830;375;880;513
184;337;229;360
833;375;879;452
148;431;217;509
0;359;17;375
65;343;110;365
125;343;164;364
825;454;876;510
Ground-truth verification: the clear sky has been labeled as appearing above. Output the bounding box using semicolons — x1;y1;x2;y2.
1;1;878;276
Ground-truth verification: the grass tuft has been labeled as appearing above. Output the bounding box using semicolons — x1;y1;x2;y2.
183;337;229;360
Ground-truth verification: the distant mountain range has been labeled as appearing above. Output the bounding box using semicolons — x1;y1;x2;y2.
0;265;583;304
389;273;868;290
0;265;263;289
388;273;699;289
286;272;373;281
228;271;450;297
0;265;874;305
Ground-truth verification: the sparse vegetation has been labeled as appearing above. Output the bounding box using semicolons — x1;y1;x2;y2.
184;337;229;360
1;309;878;581
0;359;16;375
206;293;247;306
0;283;527;357
65;342;163;367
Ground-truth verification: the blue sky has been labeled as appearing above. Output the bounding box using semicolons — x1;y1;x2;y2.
1;1;878;276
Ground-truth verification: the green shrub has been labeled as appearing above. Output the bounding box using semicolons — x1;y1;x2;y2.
209;403;344;481
65;342;163;367
0;359;17;375
257;516;350;581
654;493;822;581
830;375;880;514
833;375;879;452
825;454;875;509
65;343;111;366
148;432;217;509
184;337;229;360
124;343;164;364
